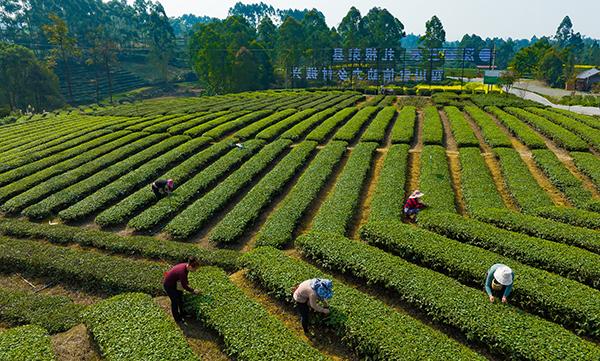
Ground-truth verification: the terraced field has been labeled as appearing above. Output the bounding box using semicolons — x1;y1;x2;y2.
1;90;600;360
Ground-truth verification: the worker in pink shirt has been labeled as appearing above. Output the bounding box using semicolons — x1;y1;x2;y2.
162;257;200;323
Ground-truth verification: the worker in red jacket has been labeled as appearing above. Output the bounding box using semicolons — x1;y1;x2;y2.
163;257;200;323
403;190;427;221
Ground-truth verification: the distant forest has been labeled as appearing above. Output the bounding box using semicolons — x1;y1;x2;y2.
1;1;599;111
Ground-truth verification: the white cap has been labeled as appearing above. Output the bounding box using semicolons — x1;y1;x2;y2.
410;190;424;198
493;266;513;286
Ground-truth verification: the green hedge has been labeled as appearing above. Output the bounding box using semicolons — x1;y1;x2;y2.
459;147;505;213
184;111;250;137
0;288;83;334
570;151;600;190
95;139;232;228
493;148;554;211
280;108;338;141
332;106;379;142
311;142;378;234
531;206;600;230
418;212;600;289
58;137;211;222
0;325;55;361
256;109;318;140
184;267;327;360
419;145;456;213
444;106;479;147
506;107;588;151
1;133;168;214
203;110;273;140
551;108;600;130
531;149;592;207
305;107;357;143
21;136;188;219
528;107;600;149
242;246;482;361
144;112;207;133
0;131;142;204
0;218;240;271
474;208;600;255
463;106;512;148
209;141;316;244
165;140;291;239
84;293;197;361
361;220;600;340
368;144;410;221
390;106;416;144
167;111;229;134
126;114;180;131
422;106;444;145
0;130;115;187
359;106;396;144
235;109;297;139
255;141;347;247
128;140;264;232
362;95;385;107
0;236;165;295
485;106;546;149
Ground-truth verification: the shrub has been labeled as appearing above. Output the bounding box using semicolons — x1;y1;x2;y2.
485;106;546;149
242;246;482;361
0;325;55;361
255;141;347;247
167;111;229;134
184;267;327;360
463;106;512;148
144;112;207;133
390;106;416;144
418;212;600;289
165;140;291;239
256;109;318;140
84;293;197;361
570;151;600;190
183;111;250;137
311;142;378;234
58;137;211;222
305;107;357;143
419;145;456;213
550;108;600;130
361;220;600;340
444;106;479;146
474;208;600;255
459;147;504;213
128;140;264;232
280;108;338;141
493;148;554;211
332;106;380;142
235;109;298;139
531;149;592;207
360;106;396;144
203;110;273;140
209;141;316;244
368;144;410;221
505;107;588;151
421;106;444;145
95;139;232;228
0;288;82;334
527;107;600;149
531;206;600;230
0;236;166;295
0;218;240;271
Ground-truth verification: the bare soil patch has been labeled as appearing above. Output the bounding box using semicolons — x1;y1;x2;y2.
51;324;101;361
439;110;467;215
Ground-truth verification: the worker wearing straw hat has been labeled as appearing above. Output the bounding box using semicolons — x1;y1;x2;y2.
403;190;427;221
485;264;514;304
292;278;333;335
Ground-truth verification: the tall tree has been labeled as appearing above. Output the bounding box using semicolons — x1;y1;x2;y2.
419;15;446;82
257;16;277;51
360;7;405;49
277;16;304;86
538;48;565;88
338;7;363;48
228;2;275;29
42;13;80;101
555;16;574;48
302;9;331;64
147;2;176;83
510;37;551;76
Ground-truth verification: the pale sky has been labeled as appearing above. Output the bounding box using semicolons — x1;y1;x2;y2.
156;0;600;40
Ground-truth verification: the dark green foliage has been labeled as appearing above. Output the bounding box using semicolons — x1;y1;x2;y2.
444;106;479;146
368;144;410;221
459;147;505;213
390;106;416;144
419;145;456;213
463;106;512;147
486;106;546;149
421;106;444;145
0;325;55;361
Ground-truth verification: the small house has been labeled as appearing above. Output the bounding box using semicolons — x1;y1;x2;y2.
575;68;600;91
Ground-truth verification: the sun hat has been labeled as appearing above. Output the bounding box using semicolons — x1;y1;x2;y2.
493;265;513;286
167;179;174;188
311;278;333;300
410;190;424;198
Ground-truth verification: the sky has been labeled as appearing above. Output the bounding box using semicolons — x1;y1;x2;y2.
155;0;600;40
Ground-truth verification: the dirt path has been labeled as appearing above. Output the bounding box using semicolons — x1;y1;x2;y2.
154;296;231;361
439;110;467;215
230;271;358;361
350;149;386;239
406;110;424;195
51;324;101;361
462;112;519;210
487;113;570;207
